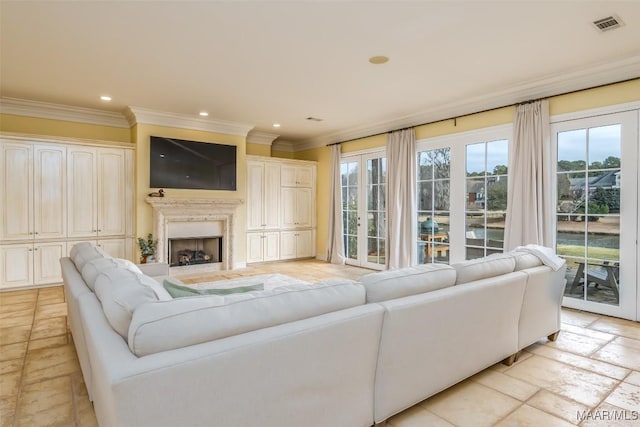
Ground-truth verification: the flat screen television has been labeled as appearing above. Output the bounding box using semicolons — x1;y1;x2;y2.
149;136;237;191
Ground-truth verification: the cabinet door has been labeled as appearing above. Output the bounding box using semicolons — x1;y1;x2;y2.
0;244;33;288
279;231;297;260
280;165;298;187
98;239;125;258
34;242;65;285
246;233;264;263
34;145;66;239
280;187;297;228
263;163;281;228
263;231;280;261
0;143;33;240
296;230;314;258
247;162;265;230
295;188;313;227
295;166;314;187
67;147;97;238
281;165;313;187
97;148;126;236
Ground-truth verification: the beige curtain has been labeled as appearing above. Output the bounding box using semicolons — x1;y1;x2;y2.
386;128;416;269
504;99;553;250
326;144;345;264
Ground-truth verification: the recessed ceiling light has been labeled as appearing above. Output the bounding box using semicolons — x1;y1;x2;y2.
100;95;111;101
273;123;281;128
369;56;389;65
199;111;209;117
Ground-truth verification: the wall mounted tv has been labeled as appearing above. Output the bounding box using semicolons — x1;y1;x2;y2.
149;136;237;191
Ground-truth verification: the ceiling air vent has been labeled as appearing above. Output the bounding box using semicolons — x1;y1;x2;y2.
306;117;323;122
593;15;624;32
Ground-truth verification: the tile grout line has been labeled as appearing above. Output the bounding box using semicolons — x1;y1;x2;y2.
11;290;39;427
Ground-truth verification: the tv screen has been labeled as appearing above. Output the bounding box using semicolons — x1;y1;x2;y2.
149;136;237;191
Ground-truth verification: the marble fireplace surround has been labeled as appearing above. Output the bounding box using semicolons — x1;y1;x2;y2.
145;197;244;271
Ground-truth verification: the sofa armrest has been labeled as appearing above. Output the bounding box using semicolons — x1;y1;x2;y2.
137;262;169;278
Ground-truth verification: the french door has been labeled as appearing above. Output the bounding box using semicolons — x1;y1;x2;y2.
341;151;386;270
552;110;638;320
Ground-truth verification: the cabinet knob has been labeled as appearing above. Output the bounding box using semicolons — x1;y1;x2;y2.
98;229;102;232
29;232;33;235
28;248;33;251
34;248;38;251
34;232;39;235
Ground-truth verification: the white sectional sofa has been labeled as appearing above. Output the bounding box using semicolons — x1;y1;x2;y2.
61;243;566;427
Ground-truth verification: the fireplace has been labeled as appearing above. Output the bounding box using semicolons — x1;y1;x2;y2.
168;236;223;267
145;197;244;272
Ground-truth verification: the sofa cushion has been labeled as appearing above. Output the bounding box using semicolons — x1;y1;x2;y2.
162;277;264;297
128;279;365;356
81;258;142;291
452;254;516;284
71;242;109;271
361;264;456;303
511;251;543;271
94;269;172;339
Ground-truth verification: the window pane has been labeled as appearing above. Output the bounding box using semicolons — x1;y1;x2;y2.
557;129;586;171
466;143;485;175
466;178;485;211
433;148;451;179
418;181;433;211
589;125;621;169
368;212;378;239
486;139;508;174
433;180;450;211
418;151;433;180
486;177;508;212
348;162;358;185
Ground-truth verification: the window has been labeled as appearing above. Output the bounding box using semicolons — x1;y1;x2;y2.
416;148;450;264
465;139;508;259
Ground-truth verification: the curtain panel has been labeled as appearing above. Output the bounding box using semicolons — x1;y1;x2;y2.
504;99;553;250
326;144;346;264
386;128;416;269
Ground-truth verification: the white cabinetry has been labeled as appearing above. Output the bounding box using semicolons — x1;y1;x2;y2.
0;137;134;290
0;241;66;287
281;187;313;228
280;230;314;260
281;165;314;187
1;143;66;241
247;161;280;230
68;146;127;238
246;156;316;264
246;231;280;263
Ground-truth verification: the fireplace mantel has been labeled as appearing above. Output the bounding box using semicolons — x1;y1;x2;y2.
145;197;244;270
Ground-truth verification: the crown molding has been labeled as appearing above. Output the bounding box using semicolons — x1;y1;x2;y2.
271;139;296;153
295;54;640;152
125;106;254;137
246;130;279;145
0;97;130;128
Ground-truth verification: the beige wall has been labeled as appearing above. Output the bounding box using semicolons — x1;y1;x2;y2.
0;113;131;143
295;79;640;257
246;142;271;156
133;124;248;265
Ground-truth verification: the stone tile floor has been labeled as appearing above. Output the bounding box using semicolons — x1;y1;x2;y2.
0;259;638;426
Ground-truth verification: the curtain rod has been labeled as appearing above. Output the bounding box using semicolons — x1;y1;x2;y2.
326;77;638;147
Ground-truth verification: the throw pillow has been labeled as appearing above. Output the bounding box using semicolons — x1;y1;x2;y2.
163;278;264;298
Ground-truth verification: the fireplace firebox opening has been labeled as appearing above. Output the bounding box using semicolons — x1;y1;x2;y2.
168;236;223;267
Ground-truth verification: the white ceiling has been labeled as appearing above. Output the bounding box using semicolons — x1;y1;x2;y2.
1;1;640;146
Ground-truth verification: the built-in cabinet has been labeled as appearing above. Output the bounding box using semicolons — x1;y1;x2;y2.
0;137;134;290
246;156;316;263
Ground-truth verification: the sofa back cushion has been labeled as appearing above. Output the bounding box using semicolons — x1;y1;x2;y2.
70;242;109;271
511;251;543;271
128;279;365;356
94;269;172;339
81;258;142;291
452;254;516;284
361;264;456;303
